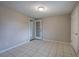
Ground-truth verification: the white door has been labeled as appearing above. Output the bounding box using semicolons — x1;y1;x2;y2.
71;14;79;53
35;20;42;39
29;20;34;40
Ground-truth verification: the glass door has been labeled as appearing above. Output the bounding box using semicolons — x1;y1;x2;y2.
35;20;42;39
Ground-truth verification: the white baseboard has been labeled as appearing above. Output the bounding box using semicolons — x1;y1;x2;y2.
0;40;30;54
43;39;70;45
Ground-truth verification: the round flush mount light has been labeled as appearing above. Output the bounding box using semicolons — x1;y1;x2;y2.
38;7;45;11
35;5;47;12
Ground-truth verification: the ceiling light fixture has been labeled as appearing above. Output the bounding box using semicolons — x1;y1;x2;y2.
38;7;45;11
35;5;47;12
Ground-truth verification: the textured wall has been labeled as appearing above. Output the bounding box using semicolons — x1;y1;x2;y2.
0;6;30;52
41;15;71;42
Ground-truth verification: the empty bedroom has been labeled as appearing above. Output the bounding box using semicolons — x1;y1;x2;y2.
0;1;79;57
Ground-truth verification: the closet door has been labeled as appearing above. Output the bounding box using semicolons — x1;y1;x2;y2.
71;12;79;53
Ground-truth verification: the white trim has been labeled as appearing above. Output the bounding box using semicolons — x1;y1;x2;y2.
0;40;30;54
43;39;70;45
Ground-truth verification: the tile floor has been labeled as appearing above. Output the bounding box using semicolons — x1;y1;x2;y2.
0;40;77;57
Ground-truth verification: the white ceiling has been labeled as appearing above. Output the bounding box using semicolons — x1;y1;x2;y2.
0;1;77;18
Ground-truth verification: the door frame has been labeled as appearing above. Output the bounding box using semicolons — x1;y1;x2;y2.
34;20;43;40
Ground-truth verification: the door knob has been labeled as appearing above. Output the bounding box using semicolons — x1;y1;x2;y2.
75;33;78;35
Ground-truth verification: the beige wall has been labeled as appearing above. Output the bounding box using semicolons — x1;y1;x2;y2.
41;15;71;42
71;3;79;54
0;6;30;52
